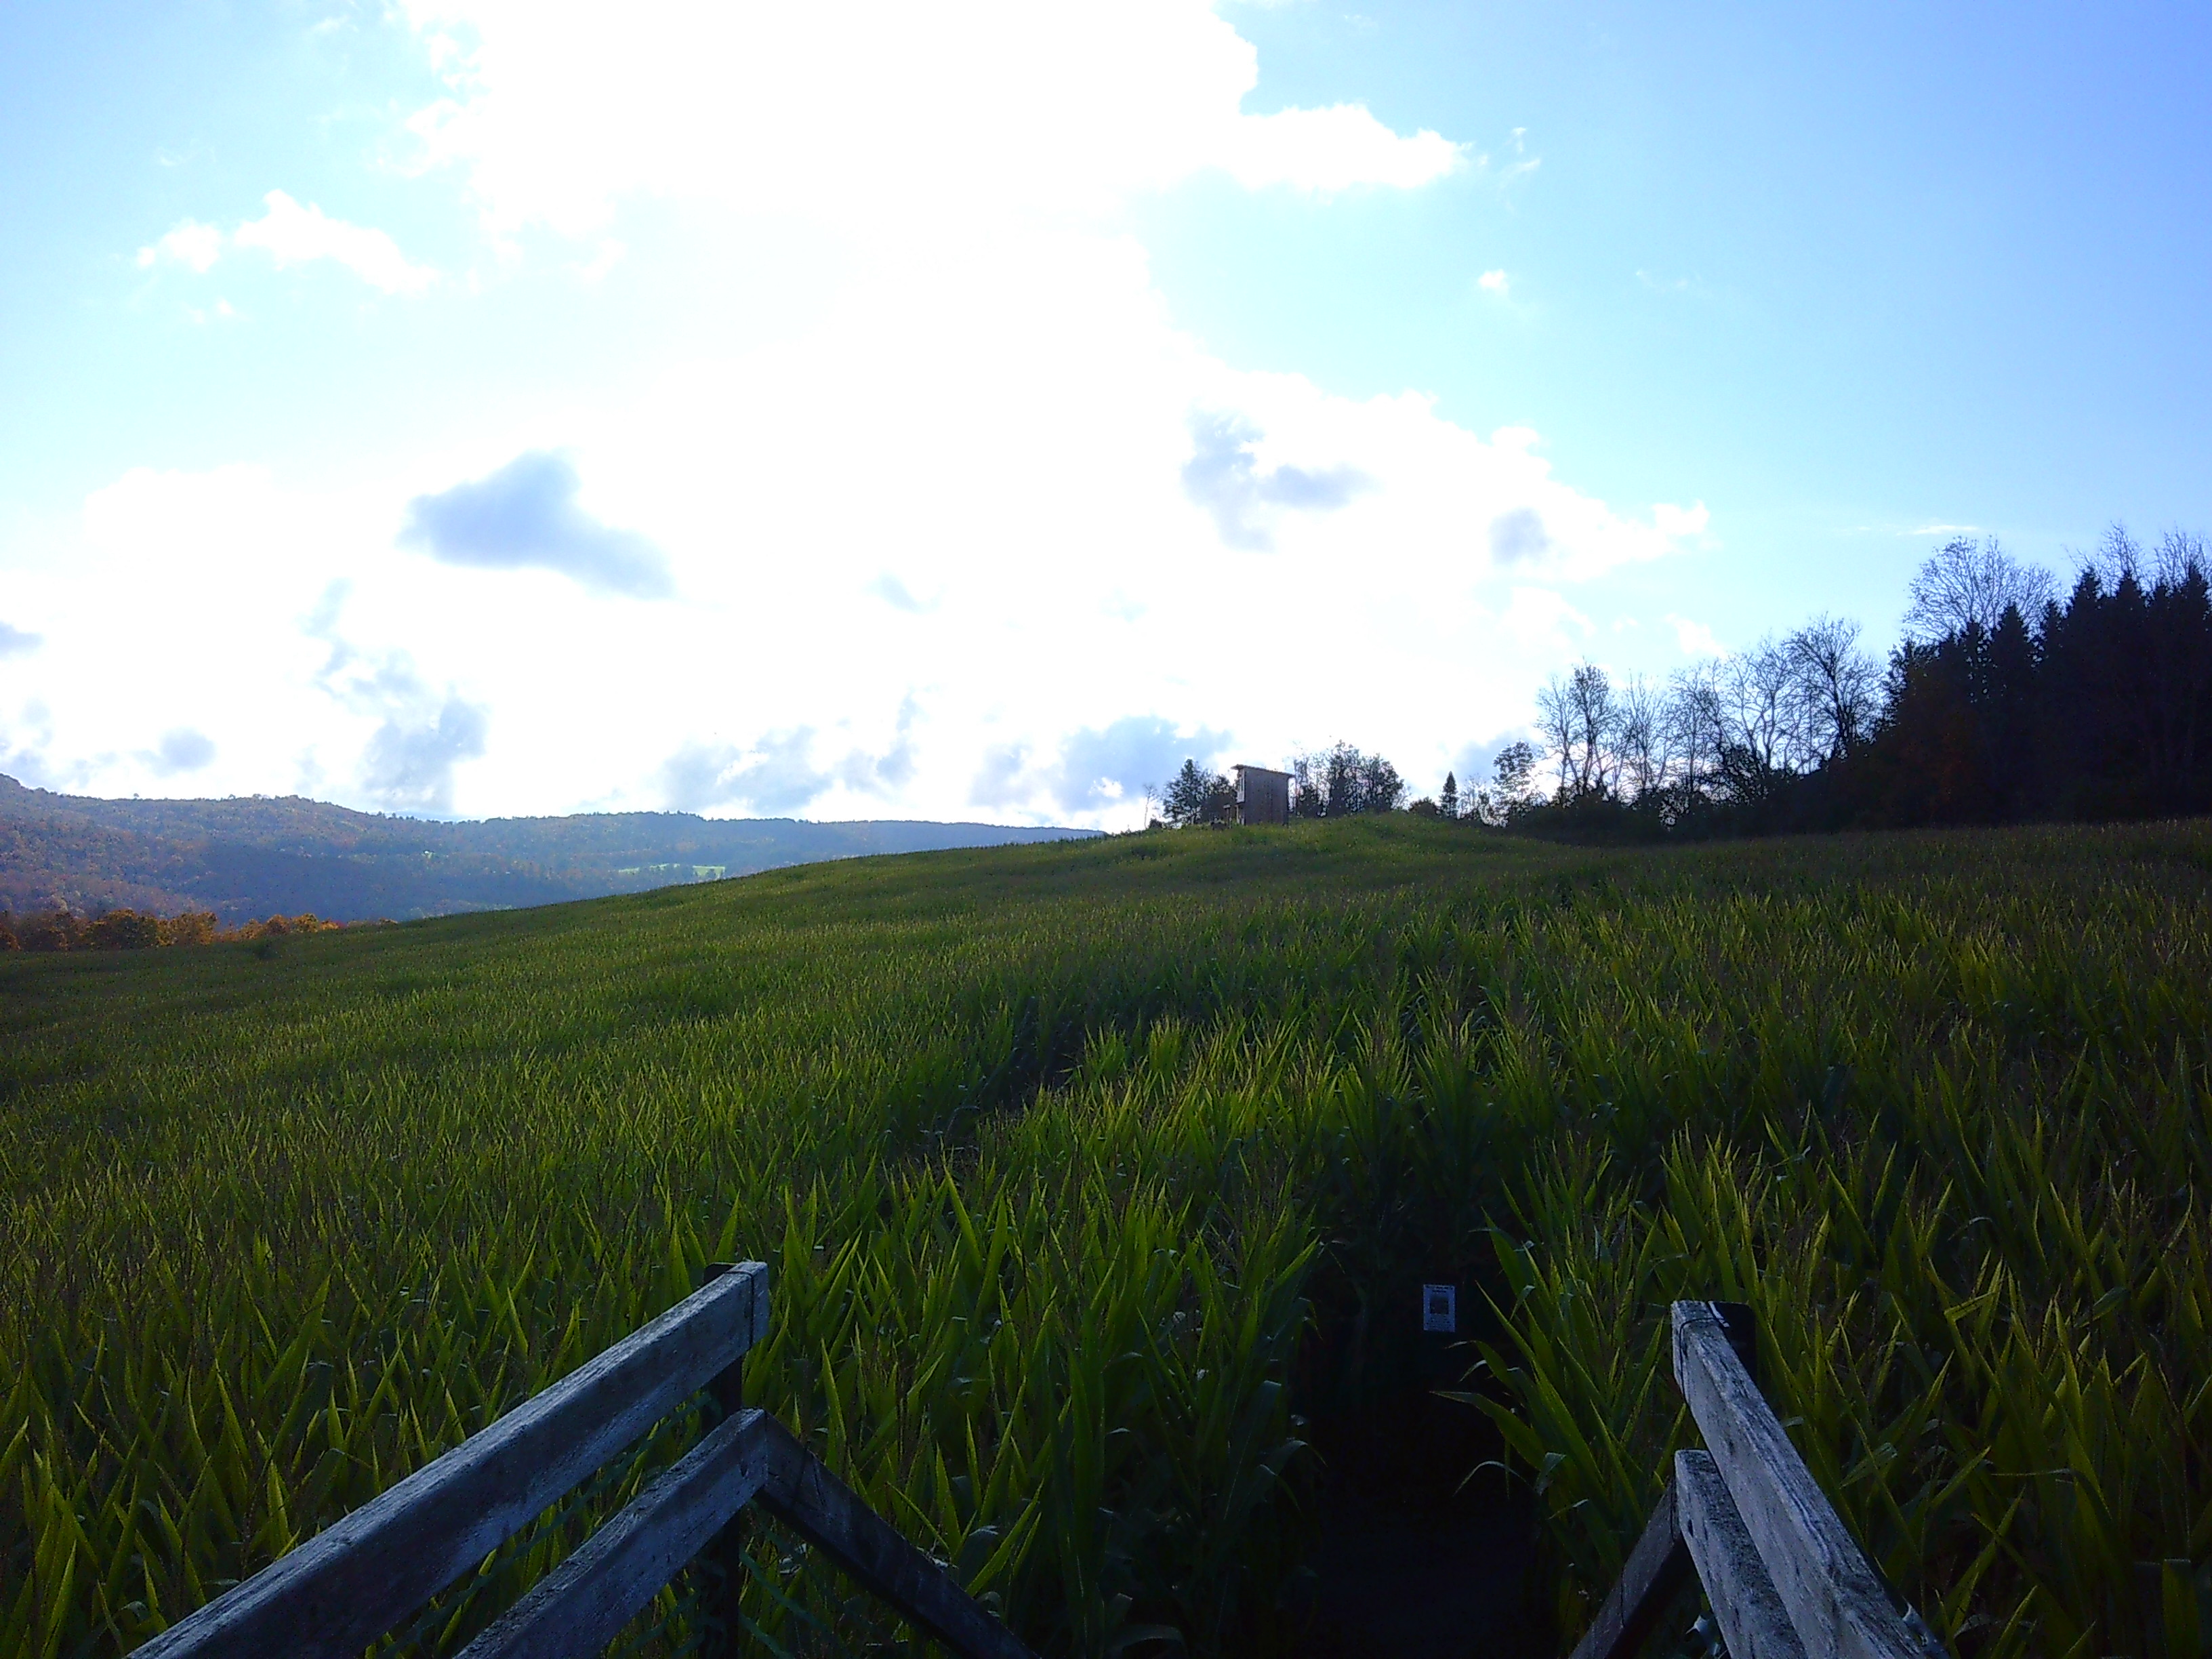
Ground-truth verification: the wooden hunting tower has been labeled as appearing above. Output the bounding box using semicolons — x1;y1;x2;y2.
1233;764;1291;825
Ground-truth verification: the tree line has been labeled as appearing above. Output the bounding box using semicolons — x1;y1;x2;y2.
1495;527;2212;838
0;909;354;951
1150;525;2212;840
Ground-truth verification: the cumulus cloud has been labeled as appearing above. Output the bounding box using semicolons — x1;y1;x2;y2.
1182;412;1372;551
401;451;673;598
868;573;928;613
1052;715;1231;811
660;730;828;815
1477;268;1509;295
17;7;1717;830
1654;501;1711;539
1670;615;1725;656
969;743;1031;808
136;221;224;273
1221;104;1467;193
136;193;434;293
144;728;217;776
234;191;436;293
0;622;41;657
300;581;493;815
393;3;1472;237
836;696;920;796
1488;508;1550;565
361;695;490;813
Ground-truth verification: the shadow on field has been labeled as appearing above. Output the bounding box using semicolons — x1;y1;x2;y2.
1283;1285;1547;1659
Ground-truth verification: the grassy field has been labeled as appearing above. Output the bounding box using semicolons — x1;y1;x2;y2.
4;818;2210;1659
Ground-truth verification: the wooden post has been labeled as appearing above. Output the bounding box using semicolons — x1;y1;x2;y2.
699;1263;750;1655
1567;1478;1693;1659
455;1410;773;1659
753;1415;1034;1659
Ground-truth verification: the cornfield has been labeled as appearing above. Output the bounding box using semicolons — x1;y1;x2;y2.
3;818;2208;1658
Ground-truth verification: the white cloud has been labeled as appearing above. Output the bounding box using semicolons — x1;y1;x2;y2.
1477;268;1509;295
16;3;1719;825
134;193;436;294
1669;616;1725;657
233;191;436;294
394;1;1468;236
137;220;224;272
1220;104;1466;192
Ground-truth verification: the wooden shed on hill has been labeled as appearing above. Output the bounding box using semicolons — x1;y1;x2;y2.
1233;765;1291;825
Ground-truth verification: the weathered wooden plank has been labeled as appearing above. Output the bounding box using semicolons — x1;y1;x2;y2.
1675;1450;1807;1659
131;1261;772;1659
455;1408;773;1659
1672;1301;1945;1659
699;1263;751;1647
754;1414;1037;1659
1568;1477;1692;1659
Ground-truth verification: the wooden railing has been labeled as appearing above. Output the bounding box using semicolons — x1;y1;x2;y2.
130;1263;1033;1659
1572;1302;1948;1659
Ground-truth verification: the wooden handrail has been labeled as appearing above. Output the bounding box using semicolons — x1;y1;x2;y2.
1570;1301;1946;1659
127;1261;1033;1659
457;1408;776;1658
133;1262;772;1659
1673;1302;1941;1659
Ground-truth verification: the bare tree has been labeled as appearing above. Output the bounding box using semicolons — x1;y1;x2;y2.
1664;660;1726;795
1905;535;2056;640
1783;615;1880;762
1534;676;1576;794
1719;640;1803;774
2157;529;2210;589
1536;661;1620;798
1615;673;1666;799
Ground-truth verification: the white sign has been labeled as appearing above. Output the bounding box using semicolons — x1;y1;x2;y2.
1422;1283;1456;1333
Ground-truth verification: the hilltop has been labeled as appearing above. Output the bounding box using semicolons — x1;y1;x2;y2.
0;772;1096;922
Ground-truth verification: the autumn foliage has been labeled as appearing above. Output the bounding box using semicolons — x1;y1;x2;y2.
0;908;352;952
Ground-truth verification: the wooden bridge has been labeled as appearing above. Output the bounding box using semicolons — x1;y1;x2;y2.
125;1277;1950;1659
129;1263;1031;1659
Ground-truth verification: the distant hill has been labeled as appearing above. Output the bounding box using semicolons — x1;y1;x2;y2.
0;775;1099;922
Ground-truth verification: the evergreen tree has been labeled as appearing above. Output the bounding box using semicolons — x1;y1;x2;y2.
1439;771;1459;820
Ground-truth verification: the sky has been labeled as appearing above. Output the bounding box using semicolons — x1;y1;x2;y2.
2;1;2208;828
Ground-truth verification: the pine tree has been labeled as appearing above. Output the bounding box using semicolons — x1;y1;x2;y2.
1439;771;1459;820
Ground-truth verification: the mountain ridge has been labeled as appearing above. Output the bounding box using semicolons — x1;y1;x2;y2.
0;774;1098;921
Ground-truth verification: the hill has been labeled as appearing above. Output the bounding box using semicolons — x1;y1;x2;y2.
0;772;1097;921
3;817;2209;1658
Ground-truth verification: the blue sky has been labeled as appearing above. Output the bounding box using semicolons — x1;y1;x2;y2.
2;2;2207;825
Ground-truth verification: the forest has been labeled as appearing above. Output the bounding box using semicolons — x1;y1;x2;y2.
1494;527;2212;838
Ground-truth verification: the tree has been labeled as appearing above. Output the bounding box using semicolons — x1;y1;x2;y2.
1904;536;2055;642
1464;741;1538;825
1615;673;1666;799
1492;741;1537;797
1537;663;1619;798
1719;640;1803;780
1784;615;1880;762
1664;661;1726;796
1290;743;1406;815
1163;758;1231;827
1438;771;1460;820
